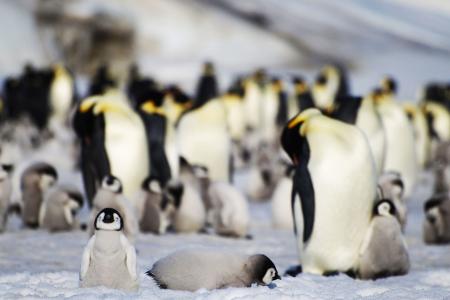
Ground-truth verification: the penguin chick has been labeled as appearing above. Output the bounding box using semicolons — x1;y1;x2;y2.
357;199;410;280
136;177;177;234
169;179;206;233
80;208;139;292
39;185;83;232
20;162;58;228
146;248;280;291
207;181;250;238
0;163;13;232
423;193;450;244
89;175;139;244
377;171;407;230
271;165;295;230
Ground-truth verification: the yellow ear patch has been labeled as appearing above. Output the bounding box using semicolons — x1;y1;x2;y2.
93;100;128;116
287;108;321;129
403;103;416;115
79;98;98;113
141;101;166;115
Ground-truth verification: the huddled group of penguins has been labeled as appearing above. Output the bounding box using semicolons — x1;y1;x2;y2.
0;61;450;292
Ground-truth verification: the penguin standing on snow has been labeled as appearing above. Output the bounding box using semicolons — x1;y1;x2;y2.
311;65;348;112
357;199;410;279
20;162;58;228
89;175;139;244
0;163;13;232
80;208;139;292
38;185;83;232
74;97;150;204
378;171;407;230
403;103;430;169
147;248;280;291
376;77;417;197
281;108;377;276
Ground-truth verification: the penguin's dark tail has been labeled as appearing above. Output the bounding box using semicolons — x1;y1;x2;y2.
7;203;21;215
145;270;167;289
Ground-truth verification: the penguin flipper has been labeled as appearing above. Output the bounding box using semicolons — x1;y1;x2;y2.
120;234;137;280
80;236;95;280
292;165;315;243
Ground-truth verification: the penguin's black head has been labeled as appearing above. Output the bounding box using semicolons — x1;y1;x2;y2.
1;164;14;174
102;175;122;194
315;73;327;86
374;199;396;217
292;76;305;85
203;61;215;76
424;194;445;212
248;254;280;285
165;85;192;106
226;77;245;98
95;208;123;231
281;113;311;166
381;76;398;95
39;164;58;181
165;181;184;209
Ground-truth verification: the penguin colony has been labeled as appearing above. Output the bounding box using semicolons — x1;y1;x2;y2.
0;61;449;293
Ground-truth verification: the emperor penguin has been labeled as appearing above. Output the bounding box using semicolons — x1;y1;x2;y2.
403;102;431;169
177;97;231;182
76;97;150;203
357;199;410;279
375;81;417;198
423;101;450;156
261;77;286;145
20;162;58;228
207;181;250;238
80;208;139;292
48;64;74;128
193;62;218;108
311;65;347;112
354;92;386;175
377;171;407;231
271;165;295;230
281;108;377;275
88;64;116;96
132;177;177;234
89;175;139;244
290;76;314;117
146;248;280;291
243;69;266;131
0;163;13;232
423;193;450;244
38;185;83;232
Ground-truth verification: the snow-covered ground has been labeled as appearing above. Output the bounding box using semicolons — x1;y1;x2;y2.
0;167;449;299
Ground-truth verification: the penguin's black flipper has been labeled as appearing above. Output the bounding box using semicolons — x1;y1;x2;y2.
284;265;302;277
292;164;315;243
145;270;167;289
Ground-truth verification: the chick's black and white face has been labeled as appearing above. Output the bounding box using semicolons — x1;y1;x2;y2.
376;200;395;217
95;208;123;231
262;267;280;284
102;175;122;194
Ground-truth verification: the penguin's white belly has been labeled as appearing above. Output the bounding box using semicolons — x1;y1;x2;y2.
412;113;430;168
378;103;417;197
302;134;375;274
261;91;278;143
50;76;73;122
104;113;149;199
173;184;206;233
271;177;294;230
356;106;385;175
244;85;262;129
82;248;138;291
0;179;12;231
179;129;230;182
226;101;246;141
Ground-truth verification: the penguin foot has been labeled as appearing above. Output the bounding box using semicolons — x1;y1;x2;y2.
323;271;339;277
344;270;357;279
245;234;253;240
7;203;21;215
284;265;302;277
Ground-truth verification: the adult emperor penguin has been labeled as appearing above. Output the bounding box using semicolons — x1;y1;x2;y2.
0;163;13;232
354;92;386;175
242;69;266;130
20;162;58;228
89;175;139;244
177;94;231;182
80;208;139;292
38;185;83;232
290;76;314;117
147;248;280;291
48;64;75;128
403;102;431;169
281;108;377;275
311;65;349;112
357;199;410;279
77;96;150;202
271;165;295;230
376;79;417;198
